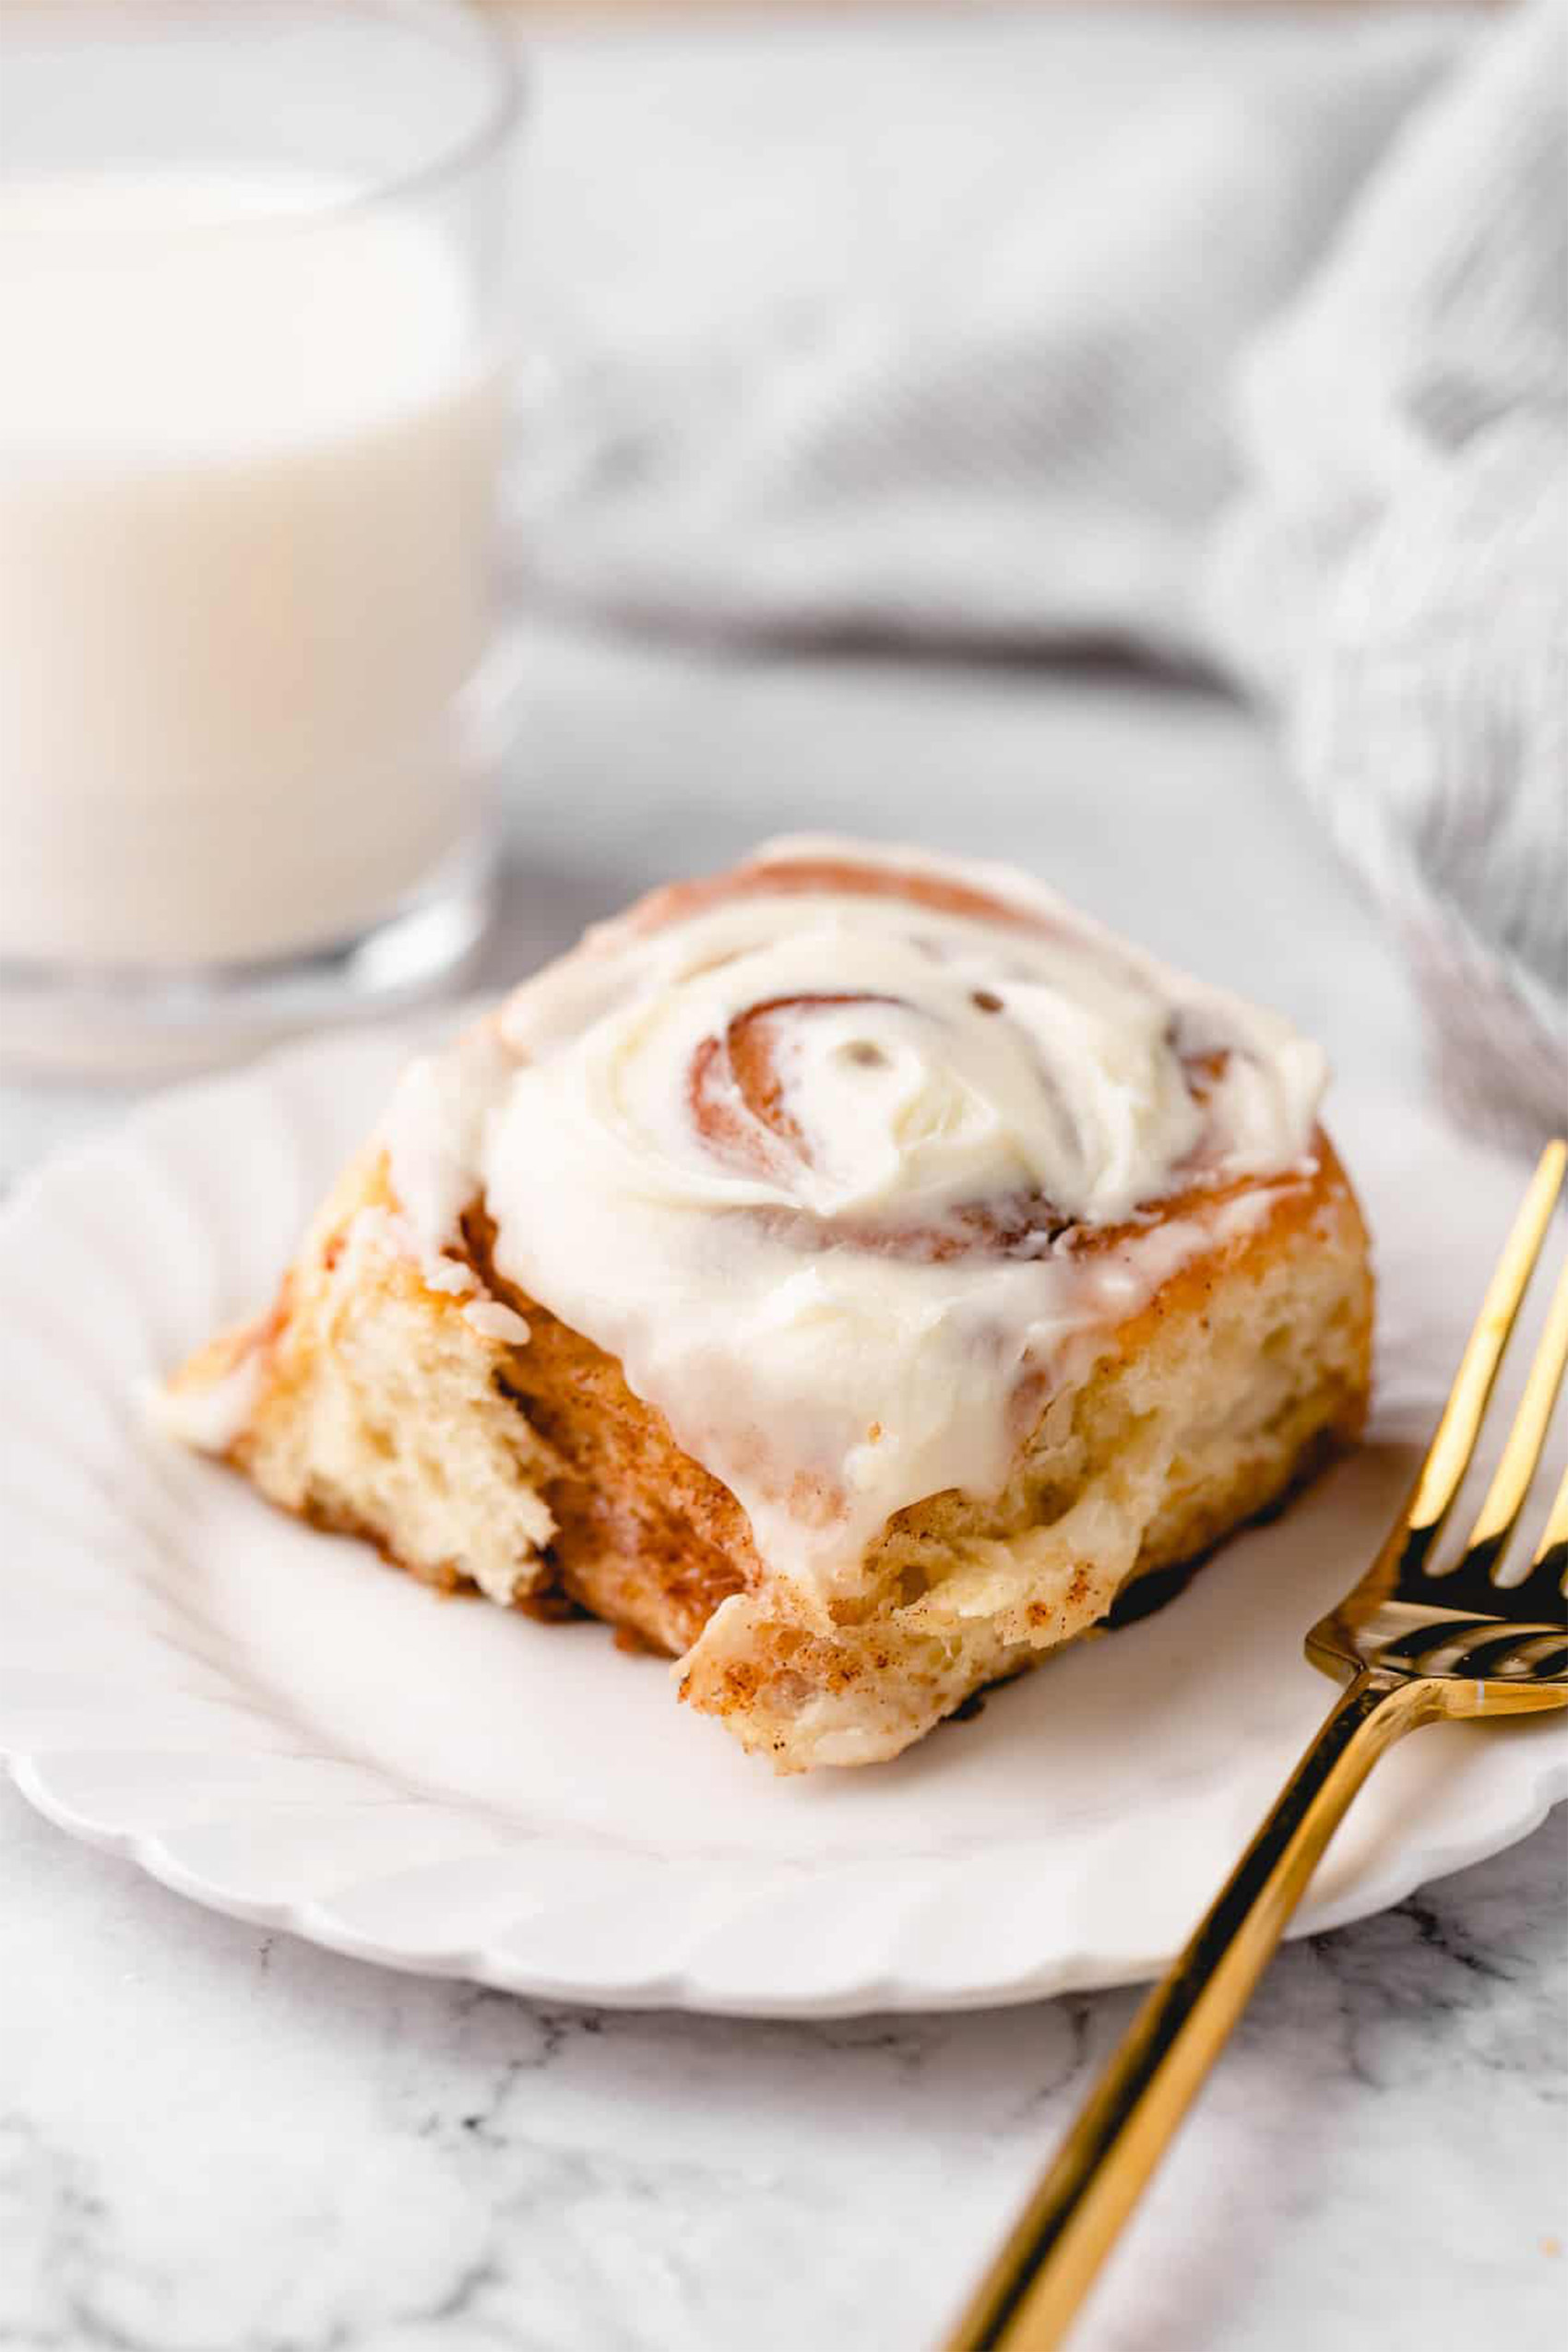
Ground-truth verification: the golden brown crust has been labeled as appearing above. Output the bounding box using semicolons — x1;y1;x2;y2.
460;1204;757;1649
621;849;1067;944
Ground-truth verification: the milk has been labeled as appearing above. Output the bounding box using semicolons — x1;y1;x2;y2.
0;172;505;968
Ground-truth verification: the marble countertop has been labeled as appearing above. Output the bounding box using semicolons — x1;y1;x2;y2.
2;625;1563;2350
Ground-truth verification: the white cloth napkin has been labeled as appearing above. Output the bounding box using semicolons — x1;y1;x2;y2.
1211;0;1568;1147
507;4;1564;1139
508;7;1465;656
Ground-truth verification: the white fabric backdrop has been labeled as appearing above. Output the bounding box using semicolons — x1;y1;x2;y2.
500;3;1564;1139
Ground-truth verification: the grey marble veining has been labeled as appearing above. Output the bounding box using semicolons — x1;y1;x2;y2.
1;624;1564;2350
1;1785;1562;2352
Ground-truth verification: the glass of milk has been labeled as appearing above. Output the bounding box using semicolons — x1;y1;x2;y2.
0;1;522;1073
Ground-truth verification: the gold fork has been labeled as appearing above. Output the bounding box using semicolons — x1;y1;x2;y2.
944;1139;1568;2352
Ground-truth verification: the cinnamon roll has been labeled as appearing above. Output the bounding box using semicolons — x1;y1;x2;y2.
160;841;1372;1771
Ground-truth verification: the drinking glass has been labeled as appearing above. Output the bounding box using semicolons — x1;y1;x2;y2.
0;1;524;1072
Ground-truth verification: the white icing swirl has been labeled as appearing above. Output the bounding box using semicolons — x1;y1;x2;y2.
385;840;1325;1607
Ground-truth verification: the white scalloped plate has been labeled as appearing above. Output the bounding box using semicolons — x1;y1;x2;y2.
2;1019;1563;2016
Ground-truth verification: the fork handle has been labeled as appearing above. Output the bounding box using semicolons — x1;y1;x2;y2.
943;1668;1443;2352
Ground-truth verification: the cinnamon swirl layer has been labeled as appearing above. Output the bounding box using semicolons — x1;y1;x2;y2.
383;840;1327;1612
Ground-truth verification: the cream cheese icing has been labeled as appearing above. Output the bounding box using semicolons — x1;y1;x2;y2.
383;840;1325;1608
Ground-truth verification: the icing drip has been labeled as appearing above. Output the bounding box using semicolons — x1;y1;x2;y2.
385;840;1325;1603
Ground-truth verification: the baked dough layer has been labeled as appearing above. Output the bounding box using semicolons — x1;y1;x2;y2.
165;1130;1371;1770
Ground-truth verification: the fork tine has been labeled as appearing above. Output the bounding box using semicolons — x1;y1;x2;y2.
1526;1465;1568;1603
1386;1140;1566;1581
1447;1253;1568;1588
